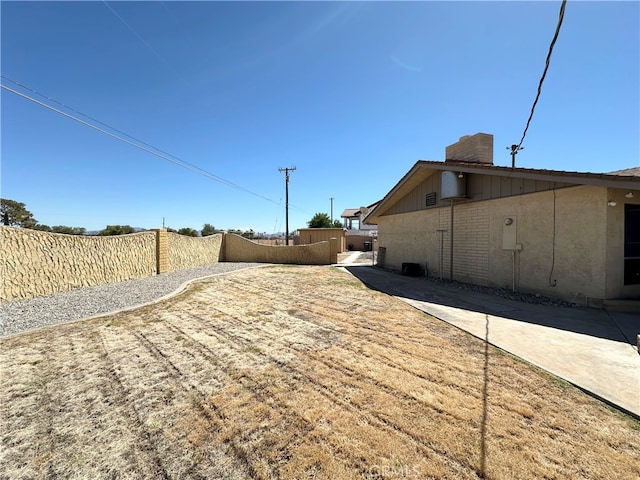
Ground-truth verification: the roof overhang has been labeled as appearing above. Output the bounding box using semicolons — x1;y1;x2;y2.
364;160;640;224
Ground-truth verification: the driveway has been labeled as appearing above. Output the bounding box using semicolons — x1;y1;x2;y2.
343;265;640;418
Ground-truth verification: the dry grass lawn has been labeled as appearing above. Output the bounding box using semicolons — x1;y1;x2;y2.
1;265;638;479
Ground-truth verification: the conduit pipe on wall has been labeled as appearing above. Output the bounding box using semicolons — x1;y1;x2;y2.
512;251;516;292
437;229;446;280
450;200;455;281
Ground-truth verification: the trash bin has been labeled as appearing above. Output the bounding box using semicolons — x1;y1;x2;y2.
363;242;372;251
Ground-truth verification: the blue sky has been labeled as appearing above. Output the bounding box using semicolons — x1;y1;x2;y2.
1;1;638;234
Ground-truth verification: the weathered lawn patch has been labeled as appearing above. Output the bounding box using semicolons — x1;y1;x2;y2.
1;265;638;479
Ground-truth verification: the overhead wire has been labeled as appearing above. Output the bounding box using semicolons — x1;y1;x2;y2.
0;80;290;208
516;0;567;151
1;75;196;172
102;1;190;87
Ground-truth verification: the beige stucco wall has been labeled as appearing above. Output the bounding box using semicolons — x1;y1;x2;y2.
375;210;442;275
1;227;341;303
0;227;156;302
225;233;333;265
295;228;346;253
485;185;607;303
167;233;223;272
345;234;378;252
377;185;628;304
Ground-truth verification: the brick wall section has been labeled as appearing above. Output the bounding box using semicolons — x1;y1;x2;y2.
0;227;156;302
453;203;489;283
154;228;169;274
445;133;493;164
167;233;223;272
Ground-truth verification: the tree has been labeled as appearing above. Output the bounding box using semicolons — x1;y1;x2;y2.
51;226;86;235
0;198;38;228
201;223;218;237
332;219;343;228
241;229;255;239
33;224;52;232
307;212;336;228
177;227;198;237
99;225;136;236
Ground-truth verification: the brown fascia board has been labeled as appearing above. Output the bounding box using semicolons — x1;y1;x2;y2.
436;161;640;189
364;160;640;224
365;161;438;224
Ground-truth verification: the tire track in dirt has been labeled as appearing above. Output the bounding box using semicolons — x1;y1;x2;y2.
96;329;172;480
165;310;406;477
191;296;475;422
203;305;484;472
27;342;57;479
176;307;482;478
194;281;485;410
128;325;266;480
220;276;482;376
101;322;259;480
159;316;327;478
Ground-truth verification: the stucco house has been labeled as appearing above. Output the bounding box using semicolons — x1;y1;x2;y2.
341;206;378;231
365;133;640;307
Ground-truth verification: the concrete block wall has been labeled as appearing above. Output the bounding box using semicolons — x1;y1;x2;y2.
167;232;223;272
345;234;377;252
1;228;337;302
295;228;346;253
225;233;334;265
0;227;156;302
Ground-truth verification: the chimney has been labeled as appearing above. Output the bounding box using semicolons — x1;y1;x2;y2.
445;133;493;165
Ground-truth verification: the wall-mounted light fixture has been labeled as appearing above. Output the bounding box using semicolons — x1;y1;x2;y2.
608;201;617;207
504;217;514;225
458;173;464;179
625;192;634;199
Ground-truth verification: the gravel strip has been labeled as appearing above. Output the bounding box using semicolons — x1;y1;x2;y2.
420;275;578;307
0;262;265;337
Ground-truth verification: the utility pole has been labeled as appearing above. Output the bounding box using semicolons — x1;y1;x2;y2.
507;144;523;168
278;166;296;245
330;197;334;223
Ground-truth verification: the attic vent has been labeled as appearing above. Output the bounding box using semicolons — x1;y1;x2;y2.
425;192;437;207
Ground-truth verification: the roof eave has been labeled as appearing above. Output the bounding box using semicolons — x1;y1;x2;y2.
364;160;640;224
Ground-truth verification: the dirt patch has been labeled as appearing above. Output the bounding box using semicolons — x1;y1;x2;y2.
1;265;638;479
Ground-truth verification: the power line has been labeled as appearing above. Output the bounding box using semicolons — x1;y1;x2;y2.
101;1;190;87
1;75;191;168
512;0;567;165
1;80;282;206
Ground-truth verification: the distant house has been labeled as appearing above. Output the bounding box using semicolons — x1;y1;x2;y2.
341;205;378;251
341;206;378;231
365;133;640;306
